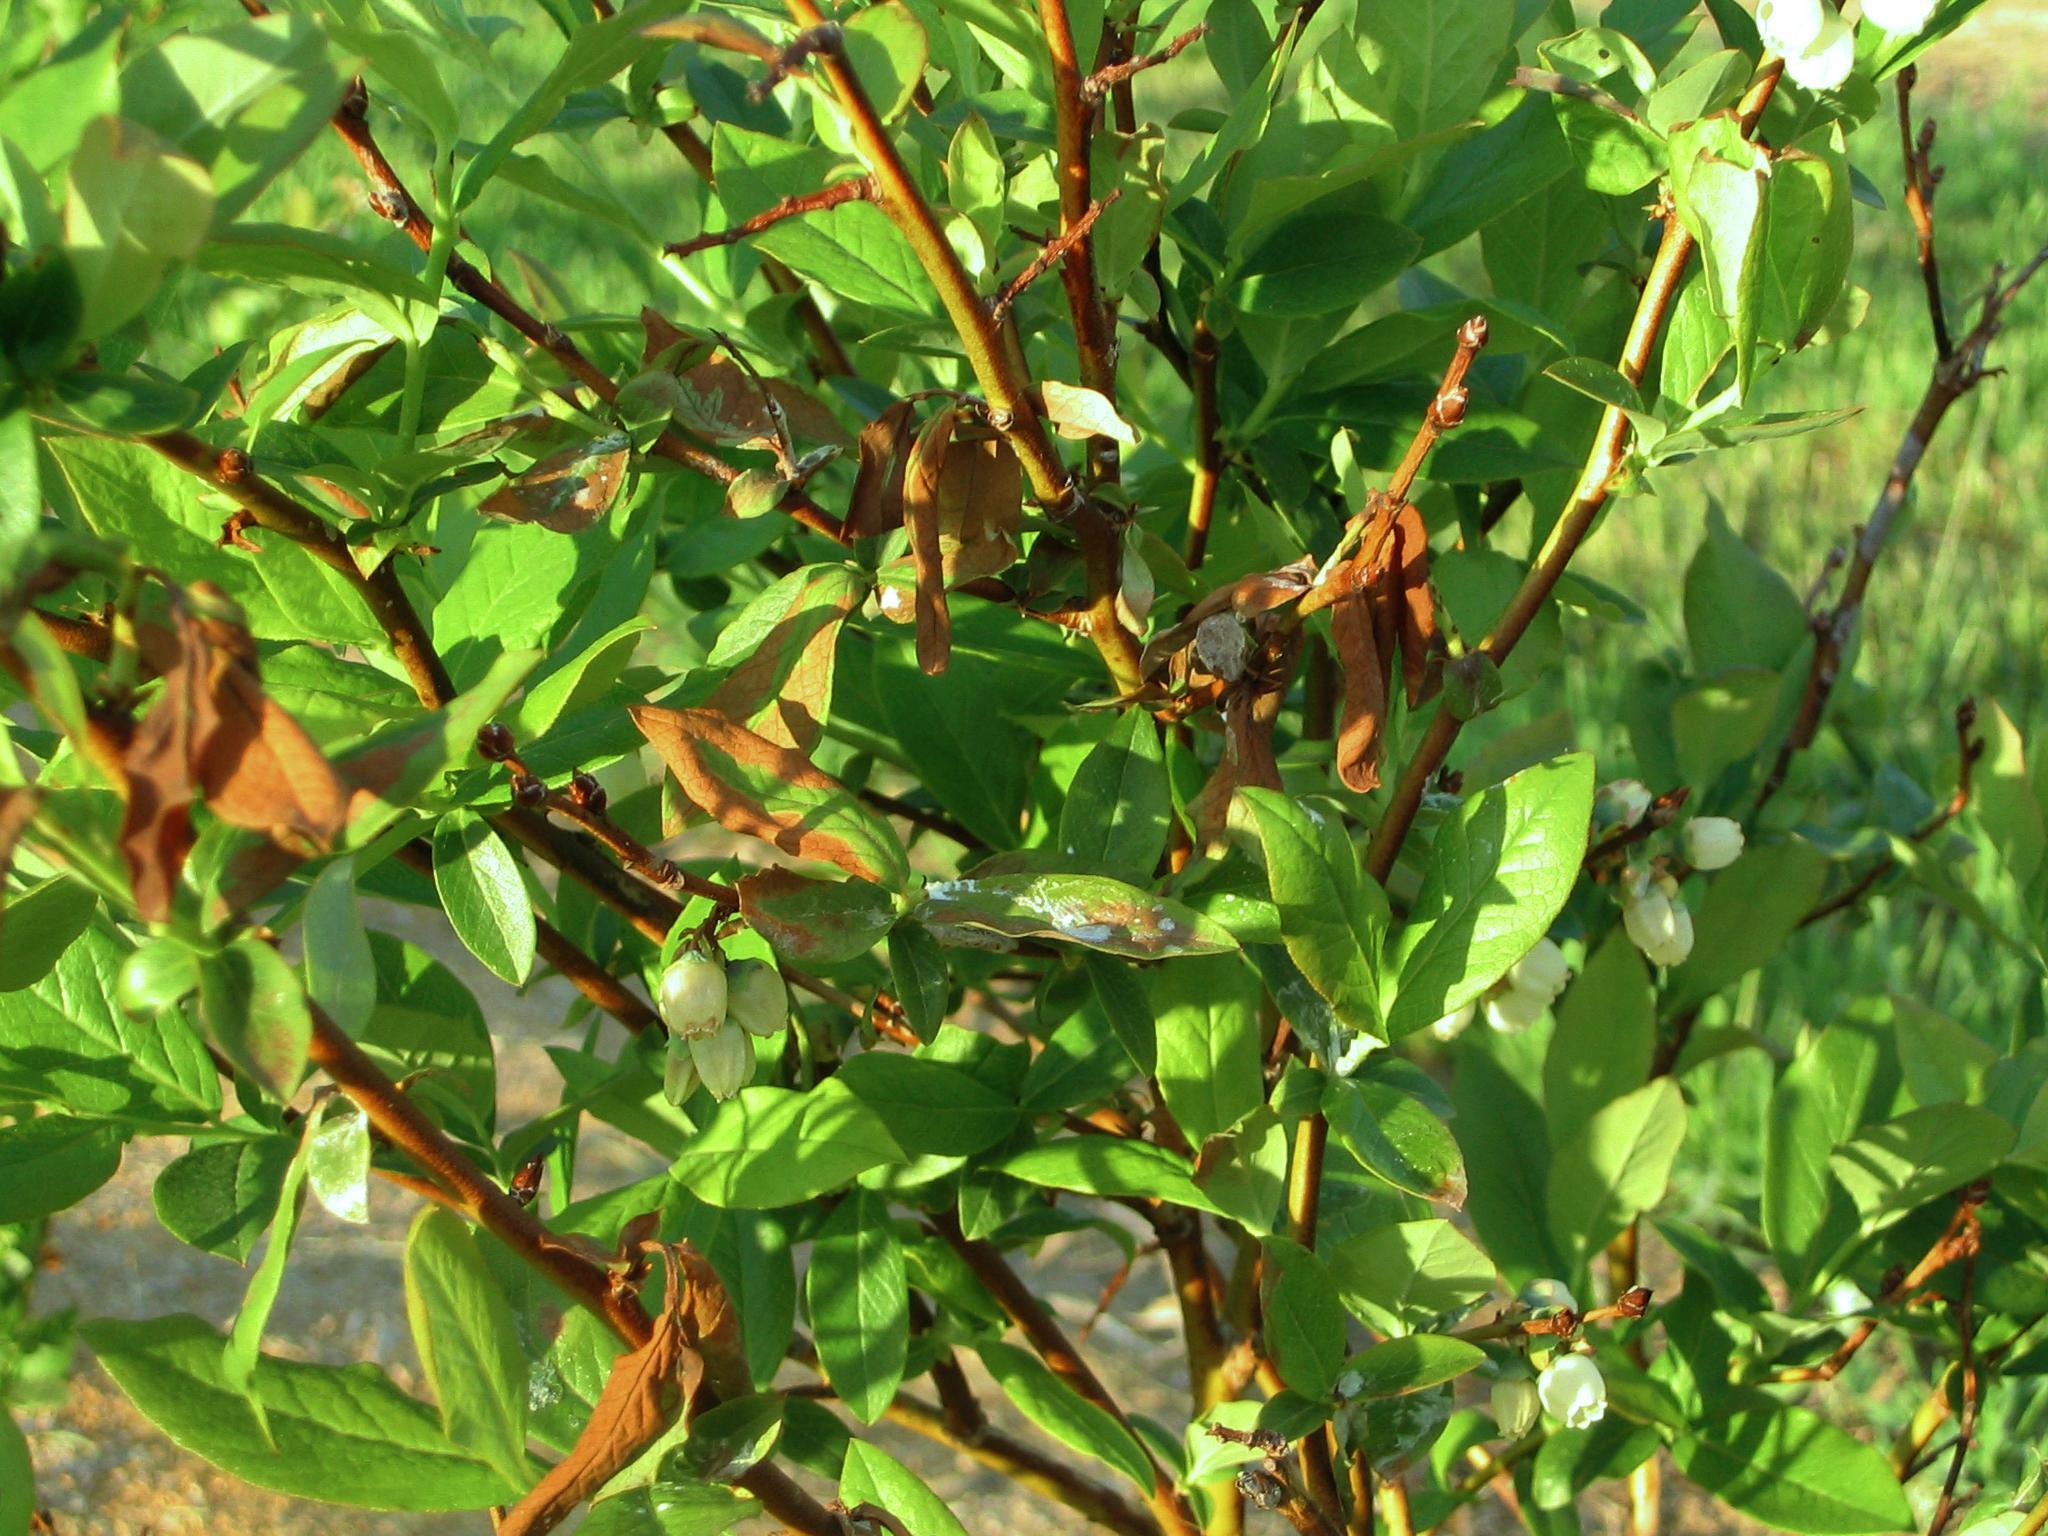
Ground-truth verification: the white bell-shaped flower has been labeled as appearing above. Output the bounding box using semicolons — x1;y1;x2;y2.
1623;870;1695;967
1428;1000;1478;1042
1862;0;1937;32
1783;9;1856;90
1683;816;1746;871
689;1020;754;1101
659;951;727;1039
1485;984;1549;1035
1507;937;1572;1001
1491;1374;1542;1439
662;1034;698;1106
725;959;790;1037
1756;0;1826;53
1537;1353;1608;1429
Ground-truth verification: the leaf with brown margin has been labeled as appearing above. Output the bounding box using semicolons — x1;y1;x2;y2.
904;408;954;676
630;705;909;888
916;873;1237;958
671;354;845;452
497;1244;708;1536
702;564;865;753
479;436;631;533
738;866;899;966
846;399;917;539
1332;575;1388;794
935;428;1022;584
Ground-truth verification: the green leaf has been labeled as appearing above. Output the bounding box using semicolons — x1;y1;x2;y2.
838;1442;970;1536
997;1138;1225;1217
431;811;537;986
196;938;313;1102
1085;952;1156;1077
83;1314;525;1509
1234;186;1420;317
43;369;199;433
1241;789;1388;1037
1342;1334;1485;1397
153;1137;295;1263
1386;754;1594;1039
1683;507;1805;678
1324;1069;1467;1206
1760;127;1852;353
1831;1105;2012;1240
302;858;374;1036
915;873;1235;958
1260;1238;1347;1398
1355;0;1516;140
0;10;120;172
1057;708;1171;883
0;1409;30;1536
1764;1016;1887;1296
1543;355;1645;413
886;923;950;1044
306;1099;371;1225
0;408;40;600
1151;955;1262;1144
838;2;927;122
512;618;652;742
1543;931;1654;1145
359;933;498;1139
0;877;97;991
0;1113;122;1221
1326;1220;1494;1336
806;1189;907;1424
404;1208;530;1491
832;1053;1018;1157
1450;1047;1560;1285
1893;995;1997;1108
61;115;214;336
223;1123;313;1434
1547;1078;1688;1275
669;1083;904;1208
1673;1396;1915;1534
975;1340;1153;1492
1672;143;1769;397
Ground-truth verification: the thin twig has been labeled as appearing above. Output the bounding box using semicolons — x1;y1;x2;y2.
1082;22;1209;102
1185;317;1222;570
1897;67;1953;361
989;192;1121;324
1926;1237;1982;1536
665;176;877;259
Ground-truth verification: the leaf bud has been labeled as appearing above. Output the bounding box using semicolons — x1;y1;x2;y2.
476;722;514;761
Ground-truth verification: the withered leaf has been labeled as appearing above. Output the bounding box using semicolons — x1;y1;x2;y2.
479;437;631;533
845;399;918;540
904;407;955;677
497;1244;708;1536
1332;574;1388;795
703;566;864;753
120;600;346;922
671;355;845;452
934;429;1022;585
629;704;908;885
638;305;694;366
1388;500;1439;707
1138;556;1317;680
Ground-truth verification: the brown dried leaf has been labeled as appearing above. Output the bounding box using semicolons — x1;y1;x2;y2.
904;408;955;677
935;430;1022;584
1388;501;1439;706
629;704;903;883
497;1245;708;1536
1039;380;1137;444
479;437;631;533
638;306;694;366
846;399;918;539
672;356;845;452
0;787;39;899
704;566;863;753
1331;575;1388;795
1138;557;1317;680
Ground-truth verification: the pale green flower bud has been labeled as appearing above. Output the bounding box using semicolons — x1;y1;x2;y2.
725;959;790;1037
689;1020;753;1101
1622;870;1694;968
1507;937;1571;1001
1491;1374;1541;1439
1595;778;1652;829
662;1034;698;1106
1682;816;1745;871
1537;1353;1607;1429
1484;984;1548;1034
658;951;727;1039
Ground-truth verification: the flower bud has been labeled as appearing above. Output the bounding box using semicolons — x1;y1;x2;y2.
1484;984;1548;1034
662;1033;698;1106
1194;613;1250;682
1595;778;1652;829
658;951;727;1039
1861;0;1936;33
1682;816;1745;871
1519;1278;1578;1314
1782;9;1855;90
1622;870;1694;968
725;959;790;1038
689;1020;753;1101
1428;1000;1477;1042
1537;1353;1607;1429
118;940;203;1016
1506;937;1571;1002
1756;0;1825;54
1491;1374;1541;1439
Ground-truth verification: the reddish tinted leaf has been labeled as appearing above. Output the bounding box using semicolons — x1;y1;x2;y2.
671;355;844;451
738;866;899;966
703;565;865;753
479;436;631;533
630;705;908;886
904;408;955;676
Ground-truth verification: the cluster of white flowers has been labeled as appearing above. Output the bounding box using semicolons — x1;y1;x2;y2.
1597;782;1744;968
1755;0;1937;92
1622;867;1695;967
657;950;790;1102
1428;936;1572;1041
1489;1278;1609;1434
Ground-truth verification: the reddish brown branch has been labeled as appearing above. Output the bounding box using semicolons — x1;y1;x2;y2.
1185;318;1222;570
664;177;876;259
1926;1238;1982;1536
990;192;1122;325
1897;67;1953;361
1082;22;1209;103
